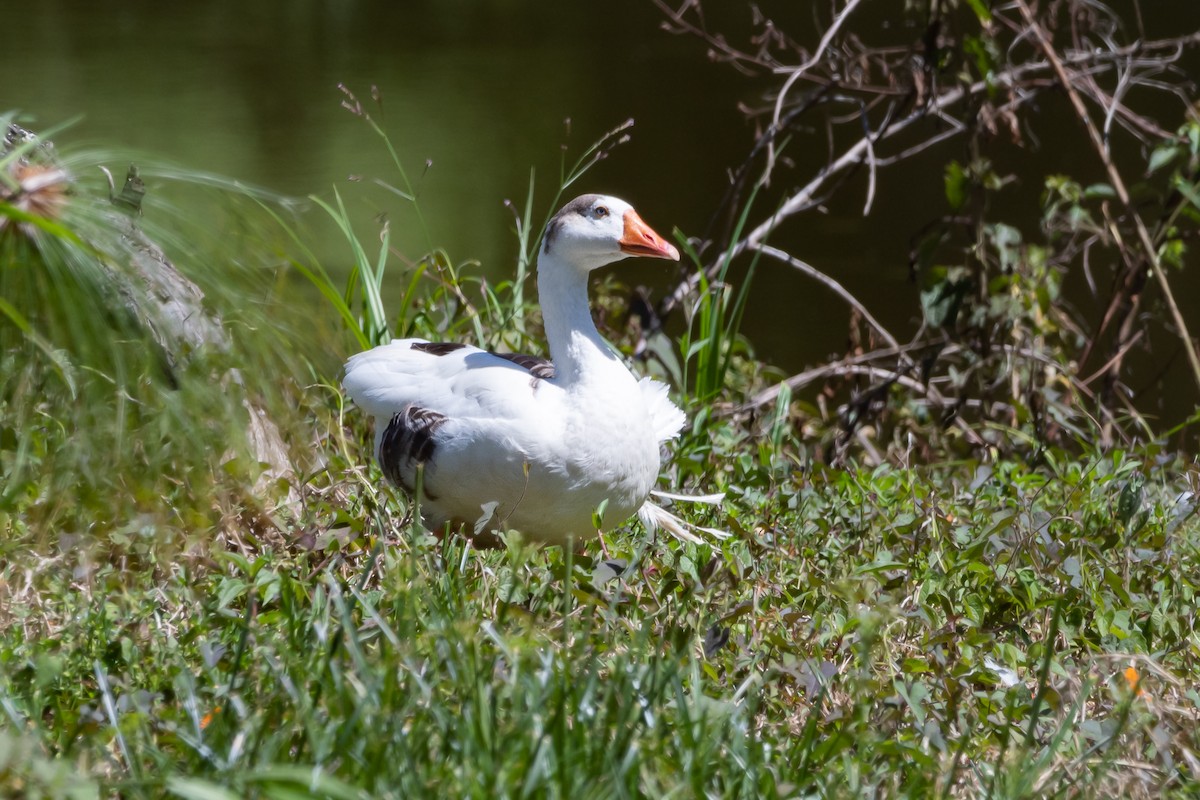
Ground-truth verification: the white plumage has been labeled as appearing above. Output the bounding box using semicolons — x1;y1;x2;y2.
343;194;702;546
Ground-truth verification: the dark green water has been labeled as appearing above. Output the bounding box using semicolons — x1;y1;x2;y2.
8;1;1200;421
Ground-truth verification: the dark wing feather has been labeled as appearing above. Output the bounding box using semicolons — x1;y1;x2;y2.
411;342;469;356
379;404;448;497
493;352;556;382
408;341;554;381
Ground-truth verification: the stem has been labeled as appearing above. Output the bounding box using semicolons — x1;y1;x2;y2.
749;242;900;352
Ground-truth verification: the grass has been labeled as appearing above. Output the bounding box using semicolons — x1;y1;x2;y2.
3;115;1200;798
4;392;1200;797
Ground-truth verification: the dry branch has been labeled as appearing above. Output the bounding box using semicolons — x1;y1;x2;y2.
659;34;1198;320
653;0;1200;453
1015;0;1200;393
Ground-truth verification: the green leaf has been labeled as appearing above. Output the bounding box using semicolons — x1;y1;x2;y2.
1147;144;1181;175
945;161;968;210
1172;174;1200;214
1116;473;1145;525
964;0;993;24
855;556;907;575
168;778;243;800
1083;183;1117;199
920;270;970;329
246;766;366;800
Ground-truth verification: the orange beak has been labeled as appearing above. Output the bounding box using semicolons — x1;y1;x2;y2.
619;210;680;261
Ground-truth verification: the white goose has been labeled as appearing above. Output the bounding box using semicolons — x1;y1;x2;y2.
344;194;711;546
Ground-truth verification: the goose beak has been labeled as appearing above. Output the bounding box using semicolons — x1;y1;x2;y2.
619;210;680;261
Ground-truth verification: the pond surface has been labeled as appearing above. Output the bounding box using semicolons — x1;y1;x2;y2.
8;1;1200;421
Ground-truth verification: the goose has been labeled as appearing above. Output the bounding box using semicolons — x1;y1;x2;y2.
343;194;717;547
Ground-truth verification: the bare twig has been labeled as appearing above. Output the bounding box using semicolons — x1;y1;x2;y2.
1081;330;1147;386
748;243;900;351
764;0;865;182
662;25;1200;317
659;71;992;318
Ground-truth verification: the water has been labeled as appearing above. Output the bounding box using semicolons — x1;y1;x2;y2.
8;1;1200;422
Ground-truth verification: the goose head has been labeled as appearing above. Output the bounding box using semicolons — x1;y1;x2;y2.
542;194;680;273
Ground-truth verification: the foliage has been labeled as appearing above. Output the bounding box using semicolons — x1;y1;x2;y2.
4;395;1200;796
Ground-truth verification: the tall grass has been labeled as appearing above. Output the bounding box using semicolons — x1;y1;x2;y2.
275;103;640;360
0;115;303;552
678;186;764;405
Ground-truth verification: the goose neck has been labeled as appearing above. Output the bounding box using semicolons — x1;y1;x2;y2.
537;255;618;385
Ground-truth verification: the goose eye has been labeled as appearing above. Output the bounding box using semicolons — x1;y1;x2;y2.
594;205;609;219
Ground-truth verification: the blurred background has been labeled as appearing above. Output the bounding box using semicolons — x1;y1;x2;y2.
7;1;1200;414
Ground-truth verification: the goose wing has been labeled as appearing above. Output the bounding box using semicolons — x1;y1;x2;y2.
343;339;569;523
343;338;562;425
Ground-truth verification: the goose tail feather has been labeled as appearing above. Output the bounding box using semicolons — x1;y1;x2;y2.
637;492;730;544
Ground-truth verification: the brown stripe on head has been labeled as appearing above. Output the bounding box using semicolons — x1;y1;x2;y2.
542;193;606;256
